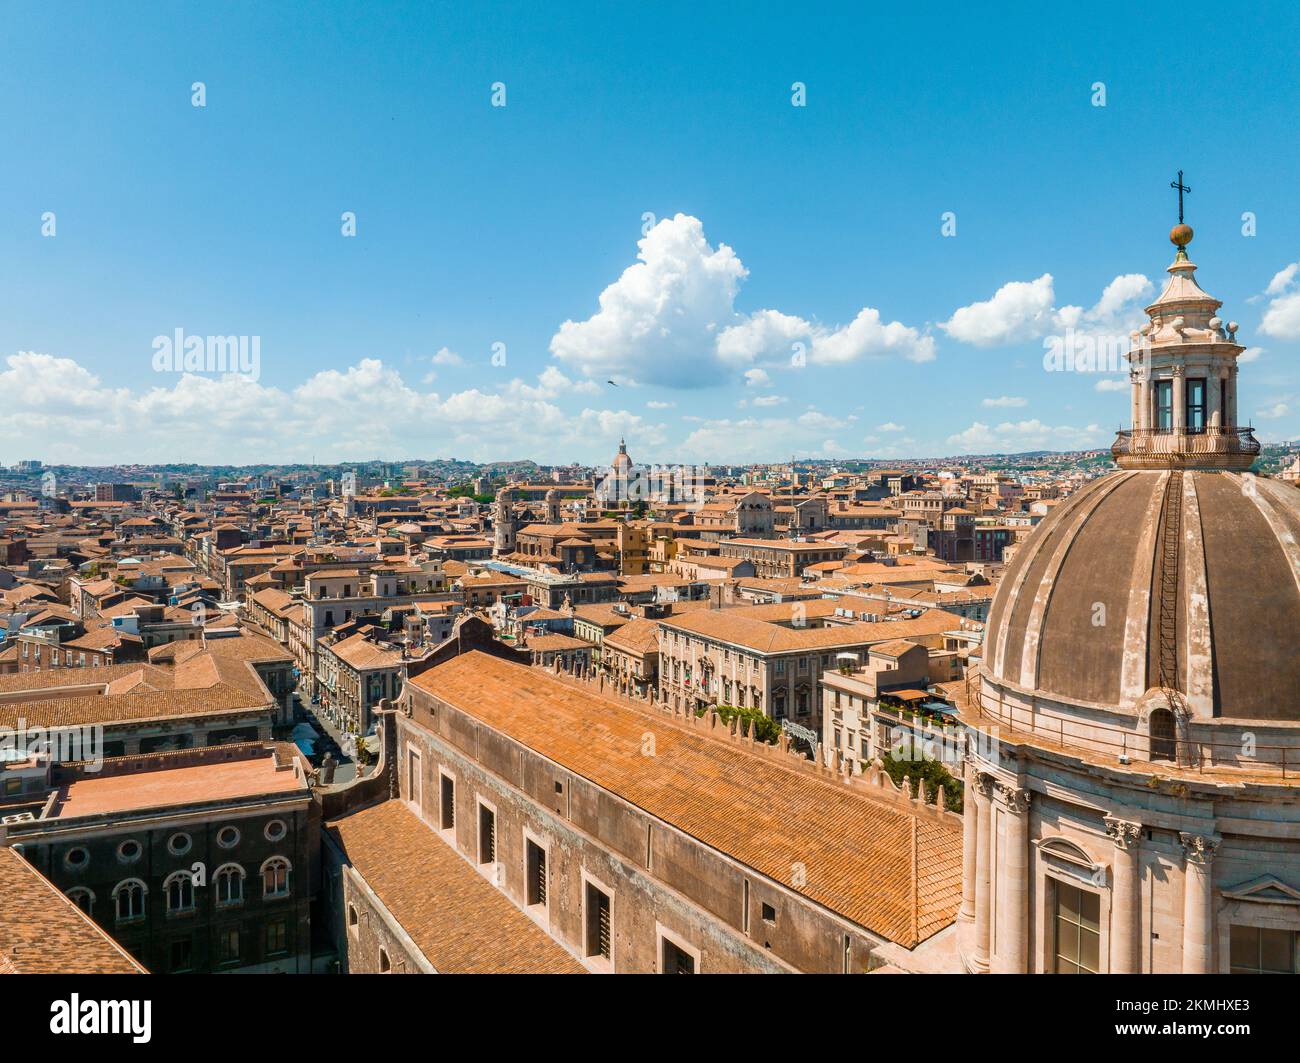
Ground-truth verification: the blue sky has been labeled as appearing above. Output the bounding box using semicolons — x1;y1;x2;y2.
2;0;1298;466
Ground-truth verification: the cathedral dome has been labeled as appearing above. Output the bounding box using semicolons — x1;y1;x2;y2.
611;437;633;471
982;223;1299;728
983;468;1300;721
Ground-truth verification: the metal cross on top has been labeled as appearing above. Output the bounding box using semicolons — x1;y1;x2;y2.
1170;170;1191;223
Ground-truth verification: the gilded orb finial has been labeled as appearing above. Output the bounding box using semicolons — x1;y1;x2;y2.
1170;222;1193;249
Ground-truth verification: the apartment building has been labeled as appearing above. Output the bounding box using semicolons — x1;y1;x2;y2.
715;537;850;579
657;602;966;728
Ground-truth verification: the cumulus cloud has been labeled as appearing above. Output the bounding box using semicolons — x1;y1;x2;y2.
982;395;1027;408
941;272;1152;347
679;412;856;463
946;419;1106;454
744;368;772;388
1256;402;1291;420
550;214;933;387
1095;378;1128;392
1260;262;1300;339
0;352;660;465
1265;263;1299;297
431;347;463;366
1238;346;1263;364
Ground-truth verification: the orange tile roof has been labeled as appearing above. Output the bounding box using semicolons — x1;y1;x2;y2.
0;849;146;974
411;651;961;948
48;754;307;819
327;801;584;974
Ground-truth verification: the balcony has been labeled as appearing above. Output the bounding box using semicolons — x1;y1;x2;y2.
1111;425;1259;470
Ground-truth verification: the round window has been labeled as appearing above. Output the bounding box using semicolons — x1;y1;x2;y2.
64;846;90;870
116;839;142;864
167;832;192;856
264;819;287;842
216;826;241;849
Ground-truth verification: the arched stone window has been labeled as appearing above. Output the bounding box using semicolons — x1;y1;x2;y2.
165;870;196;913
261;856;291;899
215;863;245;906
67;887;95;914
113;879;147;922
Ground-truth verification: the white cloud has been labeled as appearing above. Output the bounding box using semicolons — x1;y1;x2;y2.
1265;263;1299;297
744;368;772;388
751;394;786;407
431;347;463;366
1238;346;1263;364
1260;262;1300;339
946;419;1106;454
940;274;1057;346
797;409;846;431
1257;402;1290;420
0;351;660;465
982;395;1027;408
877;422;905;432
941;272;1151;347
679;412;853;463
646;399;675;409
550;214;933;387
1090;273;1152;321
1095;378;1128;392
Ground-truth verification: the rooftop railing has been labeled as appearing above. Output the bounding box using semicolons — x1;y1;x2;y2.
1111;425;1260;469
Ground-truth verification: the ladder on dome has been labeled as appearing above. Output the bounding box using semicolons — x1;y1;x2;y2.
1156;470;1194;766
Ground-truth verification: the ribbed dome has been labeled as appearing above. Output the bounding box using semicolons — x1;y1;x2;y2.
984;469;1300;721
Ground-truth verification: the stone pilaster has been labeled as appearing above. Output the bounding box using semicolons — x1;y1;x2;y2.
972;772;995;973
1179;832;1219;974
959;758;978;925
1105;815;1142;973
991;783;1031;973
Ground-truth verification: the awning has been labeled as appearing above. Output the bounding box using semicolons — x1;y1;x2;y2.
886;688;930;702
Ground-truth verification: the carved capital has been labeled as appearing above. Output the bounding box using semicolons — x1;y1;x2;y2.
1104;815;1142;851
995;783;1031;815
1179;832;1220;866
972;772;996;800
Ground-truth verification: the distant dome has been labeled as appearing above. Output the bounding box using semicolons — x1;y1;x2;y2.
611;437;633;470
984;469;1300;721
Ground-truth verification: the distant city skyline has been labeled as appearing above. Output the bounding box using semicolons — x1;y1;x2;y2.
3;1;1299;466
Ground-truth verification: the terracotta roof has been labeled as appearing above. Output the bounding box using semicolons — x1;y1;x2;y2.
326;801;584;974
0;849;146;974
411;651;962;947
601;617;662;656
658;608;964;655
525;634;589;652
48;750;308;819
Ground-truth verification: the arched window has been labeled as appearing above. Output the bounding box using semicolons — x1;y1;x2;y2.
67;887;95;915
215;863;245;906
1149;708;1176;762
347;904;358;928
261;857;291;899
113;879;147;922
165;871;196;913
